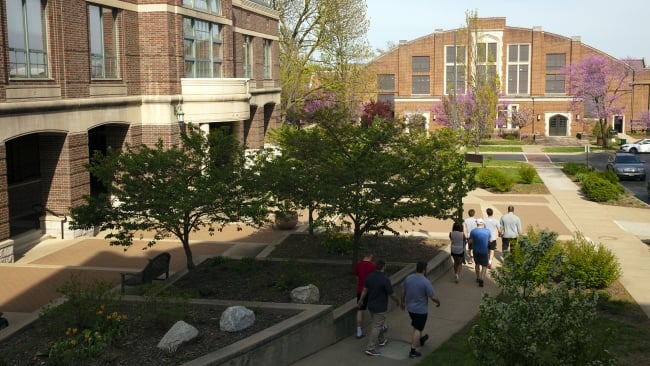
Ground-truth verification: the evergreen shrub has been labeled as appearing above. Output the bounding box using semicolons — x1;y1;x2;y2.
477;168;514;192
582;174;622;202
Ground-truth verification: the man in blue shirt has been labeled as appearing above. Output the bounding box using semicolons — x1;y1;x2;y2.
401;261;441;358
469;218;491;287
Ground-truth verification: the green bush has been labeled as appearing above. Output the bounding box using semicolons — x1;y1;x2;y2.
562;162;591;176
562;234;621;289
518;165;537;184
592;170;619;184
582;174;622;202
321;229;352;256
477;168;515;192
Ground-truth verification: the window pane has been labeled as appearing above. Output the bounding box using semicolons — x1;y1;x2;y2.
520;45;529;62
7;0;26;50
477;43;486;62
412;56;429;73
26;0;45;52
508;45;518;62
508;65;517;94
518;65;528;94
412;75;429;94
378;74;395;90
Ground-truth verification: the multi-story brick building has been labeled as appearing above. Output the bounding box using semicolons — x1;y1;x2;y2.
367;17;650;138
0;0;280;261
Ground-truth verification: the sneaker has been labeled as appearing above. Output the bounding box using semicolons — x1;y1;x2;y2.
378;339;388;347
478;279;484;287
419;334;429;346
454;274;459;283
365;349;381;356
409;350;422;358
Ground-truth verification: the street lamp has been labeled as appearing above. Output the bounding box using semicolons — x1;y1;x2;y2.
175;105;185;124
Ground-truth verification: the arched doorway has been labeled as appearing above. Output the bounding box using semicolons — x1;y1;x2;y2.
5;134;43;236
548;114;568;136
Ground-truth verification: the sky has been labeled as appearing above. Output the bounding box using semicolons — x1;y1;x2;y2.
366;0;650;60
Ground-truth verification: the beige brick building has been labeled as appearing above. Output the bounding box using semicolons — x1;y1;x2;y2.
0;0;280;260
367;17;650;138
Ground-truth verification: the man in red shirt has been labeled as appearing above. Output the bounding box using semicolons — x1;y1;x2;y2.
355;252;376;338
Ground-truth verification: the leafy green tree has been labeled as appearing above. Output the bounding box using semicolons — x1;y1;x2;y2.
272;0;372;122
469;230;616;366
264;120;476;265
70;125;269;270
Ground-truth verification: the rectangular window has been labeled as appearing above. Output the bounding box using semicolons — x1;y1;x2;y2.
412;75;430;95
476;42;497;82
89;5;119;79
7;0;48;78
445;45;466;94
546;53;566;70
506;44;530;95
377;74;395;90
545;74;565;93
263;39;271;79
182;0;221;15
412;56;429;73
243;35;253;78
184;17;222;78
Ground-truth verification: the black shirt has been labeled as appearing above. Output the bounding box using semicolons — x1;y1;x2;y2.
364;271;393;313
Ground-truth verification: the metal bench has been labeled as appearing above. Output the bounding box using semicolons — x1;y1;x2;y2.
120;252;171;294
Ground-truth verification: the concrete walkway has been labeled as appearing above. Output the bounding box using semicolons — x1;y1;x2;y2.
1;146;649;365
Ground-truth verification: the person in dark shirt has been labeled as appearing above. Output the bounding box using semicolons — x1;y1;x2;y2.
357;259;401;356
469;218;491;287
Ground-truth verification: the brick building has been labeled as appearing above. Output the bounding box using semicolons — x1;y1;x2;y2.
367;17;650;138
0;0;280;261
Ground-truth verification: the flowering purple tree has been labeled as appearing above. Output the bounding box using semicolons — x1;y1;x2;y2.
632;110;650;133
563;55;631;147
301;91;348;126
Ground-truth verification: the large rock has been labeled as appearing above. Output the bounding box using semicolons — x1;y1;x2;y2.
220;306;256;332
291;284;320;304
157;320;199;353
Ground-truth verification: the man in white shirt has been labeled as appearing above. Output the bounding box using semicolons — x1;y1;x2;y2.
463;209;480;264
483;208;501;268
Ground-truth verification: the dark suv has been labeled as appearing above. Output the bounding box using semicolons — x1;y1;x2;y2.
607;152;646;181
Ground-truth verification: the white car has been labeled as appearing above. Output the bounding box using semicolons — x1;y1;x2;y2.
620;138;650;153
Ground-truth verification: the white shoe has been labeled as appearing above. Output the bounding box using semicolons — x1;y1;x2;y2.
454;274;459;283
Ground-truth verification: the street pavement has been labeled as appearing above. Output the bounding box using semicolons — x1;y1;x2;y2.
1;145;650;365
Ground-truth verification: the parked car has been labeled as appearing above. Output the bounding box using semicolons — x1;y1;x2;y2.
607;152;646;180
620;138;650;153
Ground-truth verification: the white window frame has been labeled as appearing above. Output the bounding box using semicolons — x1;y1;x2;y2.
506;44;530;95
444;45;466;95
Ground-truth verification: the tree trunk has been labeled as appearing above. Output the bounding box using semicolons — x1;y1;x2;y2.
182;240;195;270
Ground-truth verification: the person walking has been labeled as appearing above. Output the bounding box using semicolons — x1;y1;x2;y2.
357;259;401;357
449;222;466;283
483;208;501;268
354;252;376;339
499;205;523;253
401;261;441;359
469;219;491;287
463;209;480;264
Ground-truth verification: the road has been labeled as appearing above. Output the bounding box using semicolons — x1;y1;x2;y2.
488;152;650;204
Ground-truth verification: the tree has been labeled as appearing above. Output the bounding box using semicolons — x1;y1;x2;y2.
272;0;372;122
433;10;500;153
70;125;269;270
510;107;534;139
469;230;617;365
563;55;631;147
266;121;476;266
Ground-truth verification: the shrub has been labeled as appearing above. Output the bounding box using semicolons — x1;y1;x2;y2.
518;165;537;184
582;174;623;202
469;229;616;366
592;170;619;184
321;229;352;256
273;260;312;291
562;162;591;176
562;234;621;289
477;168;515;192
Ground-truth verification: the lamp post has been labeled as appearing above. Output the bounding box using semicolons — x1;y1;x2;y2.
175;105;185;124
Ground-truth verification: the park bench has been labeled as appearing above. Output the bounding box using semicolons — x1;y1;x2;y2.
120;252;171;294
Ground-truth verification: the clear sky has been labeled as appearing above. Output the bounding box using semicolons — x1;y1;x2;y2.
366;0;650;60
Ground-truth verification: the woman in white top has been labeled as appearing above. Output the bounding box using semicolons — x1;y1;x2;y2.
449;222;466;283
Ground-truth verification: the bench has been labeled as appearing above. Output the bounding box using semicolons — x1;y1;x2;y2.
120;252;171;294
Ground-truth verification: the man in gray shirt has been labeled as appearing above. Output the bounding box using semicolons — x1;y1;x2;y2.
499;205;522;253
